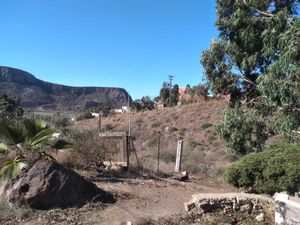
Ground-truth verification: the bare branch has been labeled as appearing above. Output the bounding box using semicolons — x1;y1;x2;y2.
242;0;294;23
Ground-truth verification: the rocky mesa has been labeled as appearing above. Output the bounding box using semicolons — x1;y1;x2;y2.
0;66;131;112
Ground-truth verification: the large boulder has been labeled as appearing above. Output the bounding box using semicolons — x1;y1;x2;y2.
8;160;114;209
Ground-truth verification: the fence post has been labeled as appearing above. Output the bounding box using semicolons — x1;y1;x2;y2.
175;140;183;173
98;115;102;132
157;132;161;173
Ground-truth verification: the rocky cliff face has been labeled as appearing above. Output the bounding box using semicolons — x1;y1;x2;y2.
0;66;131;111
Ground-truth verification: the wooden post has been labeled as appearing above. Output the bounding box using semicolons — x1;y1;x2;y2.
98;115;102;132
175;140;183;173
125;134;129;168
130;137;140;168
157;132;161;173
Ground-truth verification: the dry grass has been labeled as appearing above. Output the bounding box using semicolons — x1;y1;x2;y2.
74;99;230;177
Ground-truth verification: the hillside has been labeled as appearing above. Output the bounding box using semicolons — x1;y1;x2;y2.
74;99;231;177
0;66;131;112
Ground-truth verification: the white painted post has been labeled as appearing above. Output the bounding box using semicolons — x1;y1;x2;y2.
175;140;183;173
274;192;300;225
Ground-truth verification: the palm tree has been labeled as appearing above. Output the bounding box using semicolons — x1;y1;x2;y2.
0;119;72;180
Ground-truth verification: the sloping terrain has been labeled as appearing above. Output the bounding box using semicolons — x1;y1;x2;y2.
0;99;276;225
75;99;231;177
0;66;131;111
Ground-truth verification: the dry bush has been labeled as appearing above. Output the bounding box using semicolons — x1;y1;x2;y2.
0;198;34;225
66;130;102;169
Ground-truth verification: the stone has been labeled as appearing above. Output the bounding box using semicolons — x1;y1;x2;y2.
255;212;265;222
198;199;213;213
184;202;196;212
253;203;262;211
171;171;189;181
239;204;252;213
233;202;240;211
8;160;114;209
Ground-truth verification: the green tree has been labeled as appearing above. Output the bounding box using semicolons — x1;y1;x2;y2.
132;99;143;112
159;82;170;107
201;0;300;154
169;84;179;106
141;96;155;110
0;93;23;118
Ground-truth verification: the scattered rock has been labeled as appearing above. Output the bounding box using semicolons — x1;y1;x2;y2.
184;202;196;212
171;171;189;181
198;199;212;213
255;212;265;222
240;204;252;213
8;160;115;209
184;193;273;218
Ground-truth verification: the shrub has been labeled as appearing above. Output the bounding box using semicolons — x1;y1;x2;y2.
151;122;160;128
105;123;114;131
224;141;300;194
160;151;176;163
68;129;106;169
76;111;93;121
187;139;201;148
147;136;159;147
201;122;213;129
169;127;178;133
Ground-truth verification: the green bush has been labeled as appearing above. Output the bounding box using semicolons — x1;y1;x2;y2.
76;111;93;121
187;139;201;148
224;142;300;194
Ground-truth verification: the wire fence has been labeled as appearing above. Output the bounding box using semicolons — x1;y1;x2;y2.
0;110;210;176
0;110;131;172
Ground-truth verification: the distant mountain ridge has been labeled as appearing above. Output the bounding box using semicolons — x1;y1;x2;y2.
0;66;131;112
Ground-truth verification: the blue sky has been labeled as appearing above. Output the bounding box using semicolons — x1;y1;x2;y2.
0;0;218;99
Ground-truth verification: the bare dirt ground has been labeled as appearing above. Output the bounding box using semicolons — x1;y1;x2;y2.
2;174;238;225
88;176;236;225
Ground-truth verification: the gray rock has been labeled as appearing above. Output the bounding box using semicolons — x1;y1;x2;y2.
184;202;196;212
8;160;114;209
171;171;189;181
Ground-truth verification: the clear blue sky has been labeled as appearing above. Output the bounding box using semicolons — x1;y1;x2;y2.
0;0;218;99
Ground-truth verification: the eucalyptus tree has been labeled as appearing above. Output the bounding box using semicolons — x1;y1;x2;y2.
201;0;300;154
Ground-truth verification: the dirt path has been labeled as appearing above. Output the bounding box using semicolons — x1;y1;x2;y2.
79;177;237;225
14;176;238;225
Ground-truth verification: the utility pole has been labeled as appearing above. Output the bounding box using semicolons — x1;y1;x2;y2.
168;75;174;89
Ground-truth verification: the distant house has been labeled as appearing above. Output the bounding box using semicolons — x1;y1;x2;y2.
178;87;185;95
91;112;101;118
113;106;131;114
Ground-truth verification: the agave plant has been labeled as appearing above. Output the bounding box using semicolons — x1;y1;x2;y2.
0;119;72;180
